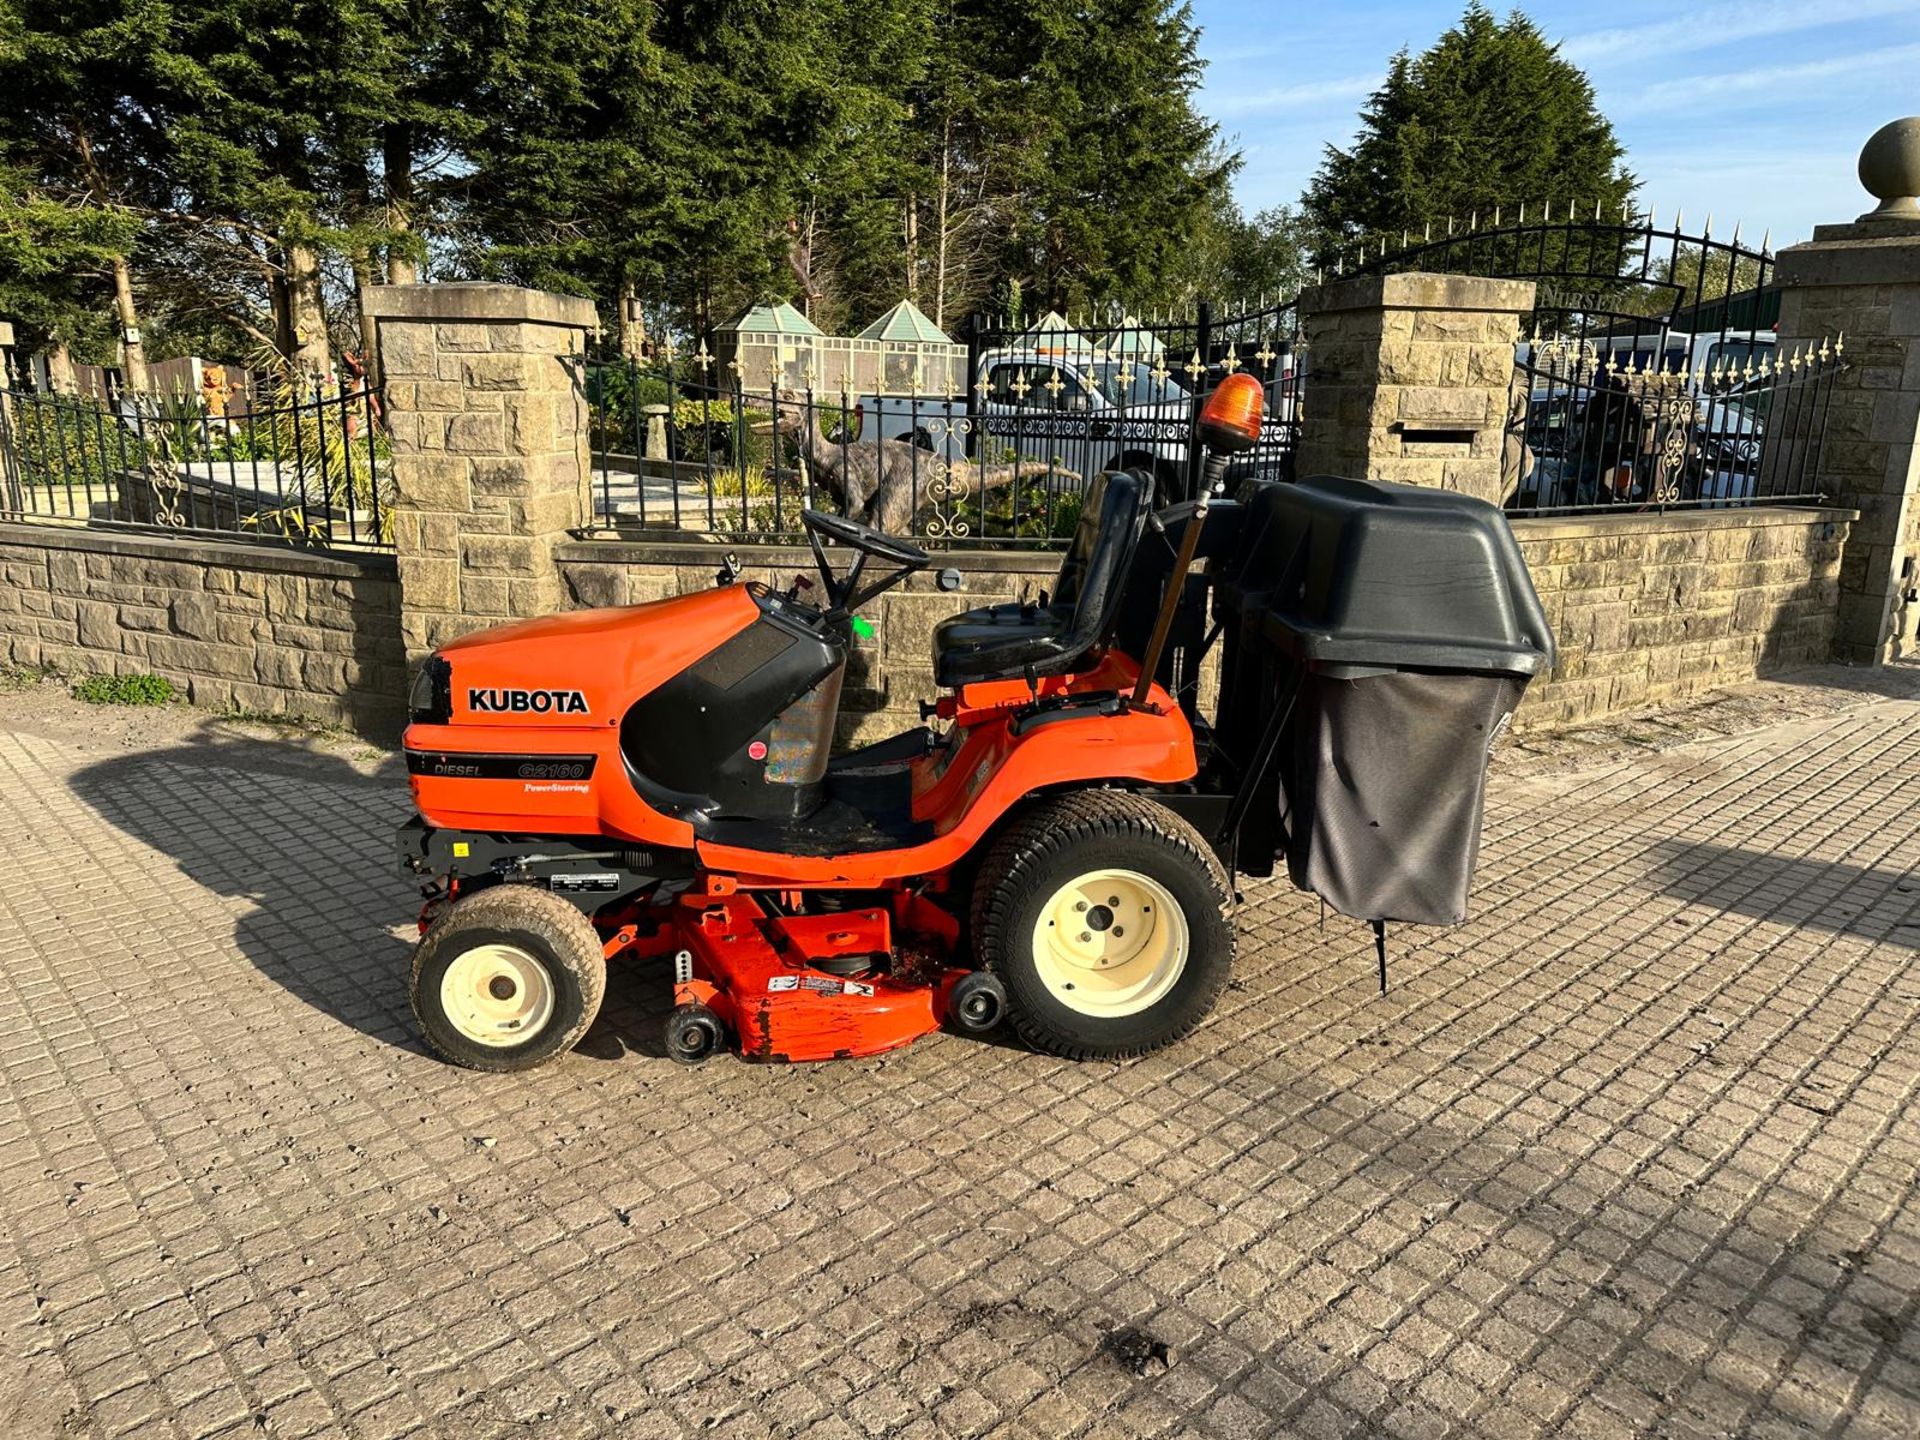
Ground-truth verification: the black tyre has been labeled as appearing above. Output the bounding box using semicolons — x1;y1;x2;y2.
664;1004;725;1064
948;970;1009;1035
410;884;607;1073
970;792;1234;1059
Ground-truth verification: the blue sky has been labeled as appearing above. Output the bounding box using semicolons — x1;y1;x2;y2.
1192;0;1920;247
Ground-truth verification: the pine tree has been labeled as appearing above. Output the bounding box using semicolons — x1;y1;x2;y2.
0;0;178;389
163;0;406;372
1305;4;1634;258
988;0;1234;312
0;165;137;385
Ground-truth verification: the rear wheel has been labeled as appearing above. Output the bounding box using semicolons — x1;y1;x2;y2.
410;885;606;1072
971;792;1233;1058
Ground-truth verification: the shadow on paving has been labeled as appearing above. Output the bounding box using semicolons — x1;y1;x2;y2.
1647;838;1920;941
69;727;678;1062
48;726;1920;1432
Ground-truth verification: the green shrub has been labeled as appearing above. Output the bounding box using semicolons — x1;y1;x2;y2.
670;395;774;476
976;477;1084;541
151;387;211;462
12;395;144;487
73;672;176;706
586;362;673;452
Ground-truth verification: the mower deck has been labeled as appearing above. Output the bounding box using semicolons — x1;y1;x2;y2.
659;889;968;1062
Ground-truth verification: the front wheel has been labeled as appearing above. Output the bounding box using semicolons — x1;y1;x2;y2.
971;793;1234;1059
410;885;607;1072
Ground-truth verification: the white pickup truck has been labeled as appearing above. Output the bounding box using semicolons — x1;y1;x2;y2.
854;345;1295;497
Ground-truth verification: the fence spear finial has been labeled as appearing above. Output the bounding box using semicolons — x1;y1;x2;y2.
1759;227;1771;256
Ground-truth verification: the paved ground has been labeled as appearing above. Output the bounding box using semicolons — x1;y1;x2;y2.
0;665;1917;1440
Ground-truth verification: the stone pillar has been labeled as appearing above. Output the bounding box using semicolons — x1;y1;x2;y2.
1295;272;1536;502
366;283;598;657
1773;119;1920;663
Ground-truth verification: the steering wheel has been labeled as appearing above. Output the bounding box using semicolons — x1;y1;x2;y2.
801;509;931;568
800;509;931;616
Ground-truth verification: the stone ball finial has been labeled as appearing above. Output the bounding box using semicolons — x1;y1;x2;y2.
1858;117;1920;221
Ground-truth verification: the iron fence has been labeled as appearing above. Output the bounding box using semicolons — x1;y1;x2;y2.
1510;339;1843;514
0;379;393;549
1350;210;1844;516
585;299;1303;547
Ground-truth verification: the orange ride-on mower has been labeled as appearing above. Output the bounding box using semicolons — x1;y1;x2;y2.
398;376;1555;1069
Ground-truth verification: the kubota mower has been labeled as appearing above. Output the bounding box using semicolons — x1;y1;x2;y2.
398;375;1554;1069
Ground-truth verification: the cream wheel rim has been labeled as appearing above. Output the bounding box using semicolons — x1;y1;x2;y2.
1030;868;1188;1018
440;943;556;1047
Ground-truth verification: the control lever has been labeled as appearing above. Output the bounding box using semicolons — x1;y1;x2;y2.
787;574;815;604
715;552;742;587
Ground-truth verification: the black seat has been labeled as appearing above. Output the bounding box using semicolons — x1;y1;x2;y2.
932;470;1153;687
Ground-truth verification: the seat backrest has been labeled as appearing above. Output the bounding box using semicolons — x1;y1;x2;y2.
1039;469;1152;674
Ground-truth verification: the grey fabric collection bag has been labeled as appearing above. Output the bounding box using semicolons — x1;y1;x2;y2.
1222;476;1554;926
1283;669;1526;925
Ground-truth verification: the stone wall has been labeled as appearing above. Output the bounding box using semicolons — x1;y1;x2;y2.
0;503;1849;745
1773;220;1920;662
558;503;1852;742
0;271;1864;747
1511;506;1852;728
0;523;406;732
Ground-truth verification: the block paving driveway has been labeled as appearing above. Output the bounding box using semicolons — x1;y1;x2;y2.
0;669;1917;1439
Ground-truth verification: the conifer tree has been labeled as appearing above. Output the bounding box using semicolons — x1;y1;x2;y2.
1306;4;1634;258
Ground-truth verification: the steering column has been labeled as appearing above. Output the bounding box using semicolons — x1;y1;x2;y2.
801;509;932;622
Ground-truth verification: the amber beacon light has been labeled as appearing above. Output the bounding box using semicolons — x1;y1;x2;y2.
1197;372;1264;454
